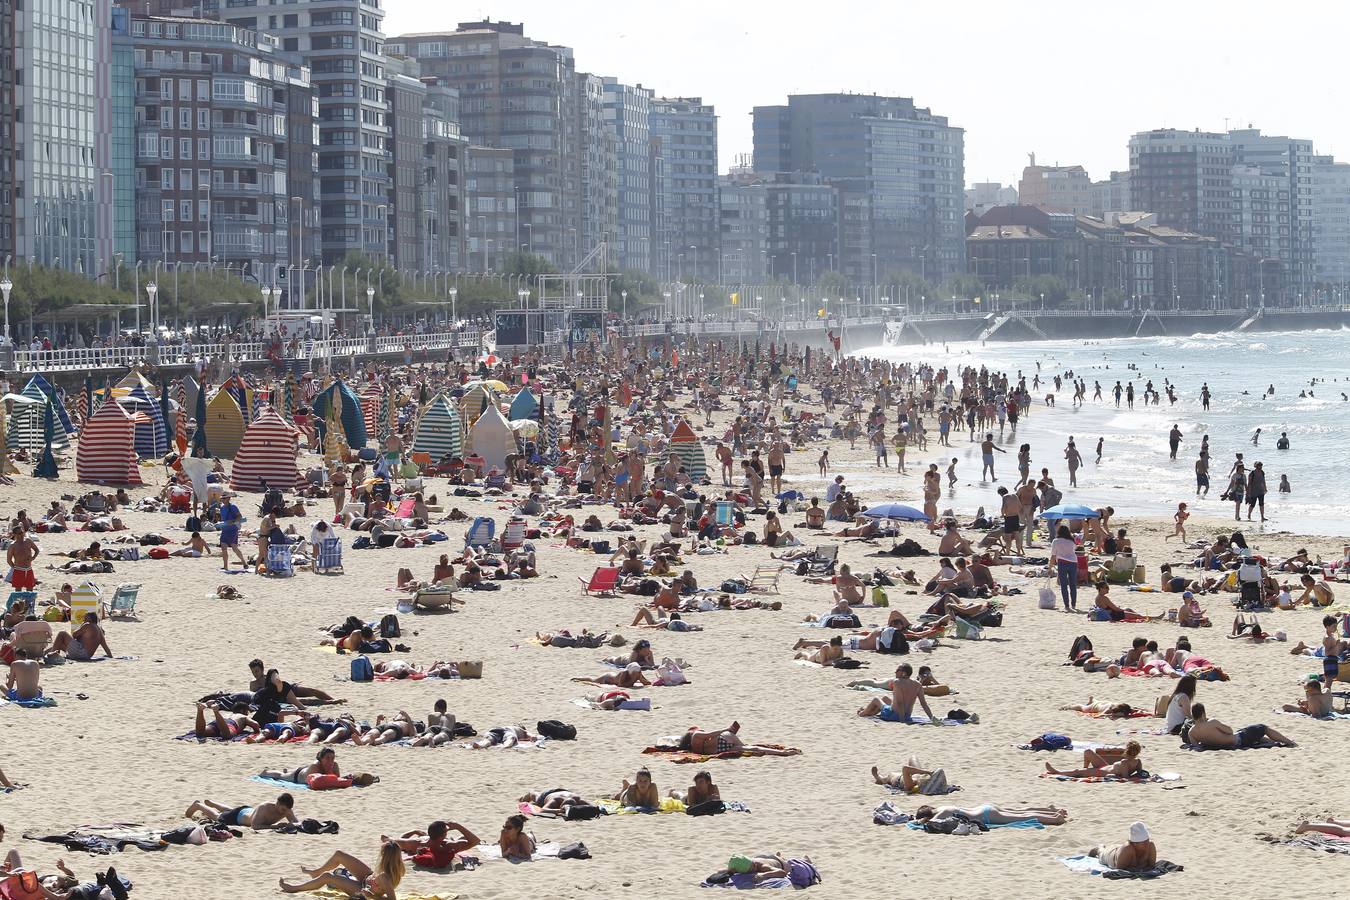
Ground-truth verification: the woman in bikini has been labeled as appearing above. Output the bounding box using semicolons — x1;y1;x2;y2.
279;841;403;897
498;815;536;860
677;722;798;756
260;747;340;784
1044;740;1144;778
612;767;660;808
914;803;1068;827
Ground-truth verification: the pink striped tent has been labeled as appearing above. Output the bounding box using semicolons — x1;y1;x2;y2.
76;399;142;486
230;406;302;492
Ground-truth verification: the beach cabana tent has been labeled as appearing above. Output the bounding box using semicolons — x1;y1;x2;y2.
76;400;141;485
411;394;461;461
313;380;367;449
121;385;167;458
508;387;538;421
668;420;706;481
22;375;76;436
230;406;302;492
204;389;246;458
220;374;254;422
4;393;52;452
469;404;515;471
181;374;199;419
459;384;495;427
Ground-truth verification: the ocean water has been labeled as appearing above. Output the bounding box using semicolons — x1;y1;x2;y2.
851;329;1350;536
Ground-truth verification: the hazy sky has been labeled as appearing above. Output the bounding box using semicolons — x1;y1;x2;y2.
386;1;1348;185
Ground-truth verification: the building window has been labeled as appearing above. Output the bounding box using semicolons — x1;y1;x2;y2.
181;231;193;253
198;138;211;159
180;200;193;220
180;139;192;159
197;108;210;130
180;169;193;190
199;200;210;221
162;199;175;221
161;169;174;189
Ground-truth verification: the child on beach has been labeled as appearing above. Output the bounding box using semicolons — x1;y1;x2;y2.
1164;503;1189;543
946;458;958;488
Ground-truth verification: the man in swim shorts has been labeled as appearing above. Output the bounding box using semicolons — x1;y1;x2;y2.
50;612;113;661
218;492;247;569
855;664;939;723
185;793;296;830
6;526;38;591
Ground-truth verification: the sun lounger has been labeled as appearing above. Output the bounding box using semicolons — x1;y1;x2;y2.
579;566;620;596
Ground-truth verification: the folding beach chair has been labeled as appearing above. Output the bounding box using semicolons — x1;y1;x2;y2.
106;583;141;619
748;564;785;594
266;542;295;577
807;544;838;575
464;516;496;549
502;517;526;551
11;619;53;659
579;566;620;597
714;501;735;527
410;451;432;471
413;587;460;611
952;617;984;640
313;538;344;574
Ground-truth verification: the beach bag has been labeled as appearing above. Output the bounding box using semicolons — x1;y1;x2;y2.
537;719;577;740
1068;634;1093;661
787;859;821;888
1029;733;1073;751
832;657;865;669
1039;586;1056;609
1088;607;1112;621
557;841;590;860
350;655;374;682
148;547;170;559
458;660;483;679
685;799;727;817
379;614;400;639
564;803;603;820
119;547;140;561
871;586;889;607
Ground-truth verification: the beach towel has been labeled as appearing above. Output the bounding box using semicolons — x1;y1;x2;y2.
1075;709;1151;719
872;801;914;825
1039;771;1182;784
374;671;428;682
864;713;973;726
904;819;1044;832
1259;833;1350;856
1275;708;1350;720
1058;855;1184;878
472;841;566;863
700;875;796;889
252;775;312;790
1;691;56;709
1180;741;1280;751
641;744;801;764
597;797;687;815
571;697;652;711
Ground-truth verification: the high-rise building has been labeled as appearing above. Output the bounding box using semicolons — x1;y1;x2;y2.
762;172;838;283
1228;128;1314;297
465;145;515;271
385;54;425;268
1229;163;1289;270
651;96;720;283
1089;171;1130;219
113;9;318;285
0;0;14;260
718;169;767;283
752;93;965;284
11;0;112;274
1312;154;1350;288
418;76;466;274
602;78;653;274
388;21;584;270
1127;128;1234;242
577;71;617;269
188;0;393;264
107;21;137;265
1018;159;1092;214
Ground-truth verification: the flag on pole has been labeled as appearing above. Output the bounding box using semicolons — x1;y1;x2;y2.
730;292;739;306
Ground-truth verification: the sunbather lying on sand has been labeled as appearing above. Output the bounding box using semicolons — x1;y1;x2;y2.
1044;740;1144;778
185;793;297;830
913;803;1067;826
193;701;262;740
572;663;651;688
1059;698;1142;719
674;722;799;756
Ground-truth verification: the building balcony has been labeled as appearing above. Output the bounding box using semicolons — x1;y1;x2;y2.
211;181;264;196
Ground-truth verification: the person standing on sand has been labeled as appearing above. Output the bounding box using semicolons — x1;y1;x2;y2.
1225;462;1246;521
980;434;1005;482
1065;439;1083;487
1246;462;1267;522
1095;437;1103;464
5;527;38;592
1168;424;1183;460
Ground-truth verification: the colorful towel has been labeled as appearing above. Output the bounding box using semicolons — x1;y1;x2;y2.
1260;833;1350;856
641;744;801;764
1075;709;1151;719
865;713;972;726
597;797;687;815
905;819;1044;831
1039;771;1182;784
253;775;310;790
375;671;428;682
1;691;56;708
1058;855;1184;878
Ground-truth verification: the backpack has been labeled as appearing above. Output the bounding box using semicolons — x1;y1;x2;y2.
637;578;660;596
557;841;590;860
787;859;821;888
1029;732;1073;751
148;547;170;559
350;655;374;682
795;560;809;576
832;657;864;669
685;799;727;817
537;719;577;740
332;616;364;638
563;803;603;821
379;614;400;639
1068;635;1093;662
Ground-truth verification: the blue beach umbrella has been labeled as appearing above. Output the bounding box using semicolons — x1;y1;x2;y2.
862;502;930;522
34;395;58;478
191;381;209;455
1039;503;1100;521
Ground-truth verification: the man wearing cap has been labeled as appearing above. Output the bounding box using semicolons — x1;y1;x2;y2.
1090;821;1157;871
218;492;247;570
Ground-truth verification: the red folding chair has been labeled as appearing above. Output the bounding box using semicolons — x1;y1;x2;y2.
578;566;620;596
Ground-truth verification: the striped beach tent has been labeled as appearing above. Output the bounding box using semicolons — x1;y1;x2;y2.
22;375;76;436
220;374;254;422
76;399;141;485
313;380;367;449
469;404;515;471
668;419;707;481
411;393;461;461
204;388;246;458
120;386;167;458
5;392;60;452
359;383;381;438
508;387;538;421
459;384;495;428
230;406;302;492
181;373;198;419
112;370;154;399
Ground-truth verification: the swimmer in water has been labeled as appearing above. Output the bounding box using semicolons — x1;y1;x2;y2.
1279;475;1291;494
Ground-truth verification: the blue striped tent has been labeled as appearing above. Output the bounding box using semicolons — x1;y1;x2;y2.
22;375;76;435
508;387;538;421
411;393;461;461
313;380;367;448
120;385;167;458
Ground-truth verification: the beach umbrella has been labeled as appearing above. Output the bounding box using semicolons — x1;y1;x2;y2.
191;380;208;455
1039;503;1100;521
862;502;930;522
33;394;58;478
78;377;90;427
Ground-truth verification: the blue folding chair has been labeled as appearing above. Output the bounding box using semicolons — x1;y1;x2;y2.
266;543;295;577
313;538;344;574
464;516;496;549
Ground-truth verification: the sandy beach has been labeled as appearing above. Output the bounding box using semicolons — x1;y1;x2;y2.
1;365;1347;900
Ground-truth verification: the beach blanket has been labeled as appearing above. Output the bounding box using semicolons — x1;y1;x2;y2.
1040;771;1181;784
571;697;652;711
904;819;1044;832
641;744;801;764
1075;709;1151;719
472;841;566;862
864;713;973;726
1;691;57;708
1058;855;1184;878
1276;709;1350;720
700;876;796;890
312;890;455;900
597;797;687;815
1259;833;1350;856
375;672;428;682
1180;740;1281;751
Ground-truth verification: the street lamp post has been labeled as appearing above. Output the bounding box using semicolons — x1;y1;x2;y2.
448;287;458;327
0;276;11;347
621;289;627;321
146;282;159;337
366;286;375;334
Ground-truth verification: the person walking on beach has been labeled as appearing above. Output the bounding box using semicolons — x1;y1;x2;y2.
1065;439;1083;487
1164;503;1189;542
1195;454;1210;497
1246;462;1268;522
1125;383;1134;410
1168;424;1183;460
1095;437;1103;464
1225;461;1246;521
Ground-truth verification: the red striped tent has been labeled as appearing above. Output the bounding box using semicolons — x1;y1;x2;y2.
230;406;302;492
76;399;141;485
359;383;381;440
